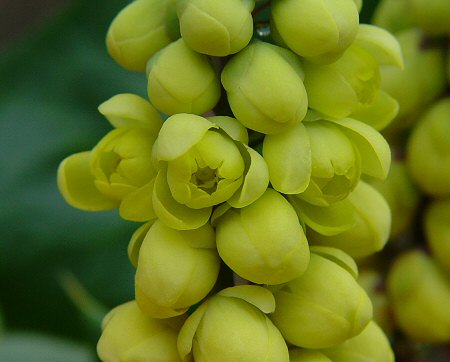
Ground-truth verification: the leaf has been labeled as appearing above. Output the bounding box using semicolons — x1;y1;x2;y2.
0;333;95;362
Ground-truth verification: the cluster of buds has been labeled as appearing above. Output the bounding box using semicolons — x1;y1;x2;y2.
353;0;450;358
56;0;407;360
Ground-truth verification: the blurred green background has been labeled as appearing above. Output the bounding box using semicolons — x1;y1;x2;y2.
0;0;380;360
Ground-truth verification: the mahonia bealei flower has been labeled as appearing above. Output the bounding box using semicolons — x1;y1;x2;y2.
303;26;403;121
152;113;269;230
406;97;450;196
387;250;450;343
268;249;372;348
221;41;308;134
106;0;180;72
135;220;220;318
372;0;415;34
214;188;310;285
381;28;446;134
57;93;163;221
425;198;450;274
270;0;359;64
307;181;392;258
97;301;185;362
264;112;391;206
177;285;290;362
176;0;255;56
146;38;221;115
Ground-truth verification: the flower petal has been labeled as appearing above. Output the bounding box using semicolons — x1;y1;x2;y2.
263;123;311;194
57;151;118;211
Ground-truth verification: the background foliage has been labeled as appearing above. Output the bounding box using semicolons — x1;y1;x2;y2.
0;0;380;360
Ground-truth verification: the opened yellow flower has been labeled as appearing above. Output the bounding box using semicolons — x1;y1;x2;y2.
57;93;163;221
152;113;269;230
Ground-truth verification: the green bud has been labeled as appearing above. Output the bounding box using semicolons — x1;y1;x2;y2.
147;38;221;115
215;188;310;285
372;0;415;33
410;0;450;35
307;181;391;258
176;0;254;56
270;0;359;63
387;250;450;343
304;44;381;119
177;285;289;362
57;94;162;221
406;97;450;196
381;28;446;135
97;301;185;362
135;220;220;318
221;41;308;134
320;321;394;362
153;113;269;230
289;349;332;362
269;251;372;348
369;160;420;239
294;120;361;206
424;198;450;273
106;0;179;71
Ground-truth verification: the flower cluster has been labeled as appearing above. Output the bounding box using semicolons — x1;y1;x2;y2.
57;0;405;360
354;0;450;357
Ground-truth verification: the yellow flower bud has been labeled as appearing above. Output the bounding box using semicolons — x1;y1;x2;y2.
381;28;446;136
264;114;390;201
221;41;308;134
57;94;162;221
320;321;394;362
97;301;185;362
153;113;269;230
106;0;179;71
135;220;220;318
270;0;359;63
177;285;290;362
387;250;450;343
425;198;450;274
147;38;221;115
177;0;254;56
304;44;381;119
407;97;450;196
216;188;310;285
269;251;372;348
307;181;391;258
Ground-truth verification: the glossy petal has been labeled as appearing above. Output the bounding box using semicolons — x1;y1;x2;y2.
57;151;118;211
263;123;311;194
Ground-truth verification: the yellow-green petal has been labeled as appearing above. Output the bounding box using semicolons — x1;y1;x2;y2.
310;246;359;279
355;24;404;69
157;113;215;161
57;151;118;211
152;168;212;230
218;285;276;314
329;118;391;179
263;123;311;194
119;178;157;222
98;93;163;133
288;195;356;236
227;144;269;208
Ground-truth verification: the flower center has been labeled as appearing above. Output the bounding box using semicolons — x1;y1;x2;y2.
99;151;121;180
191;166;221;194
